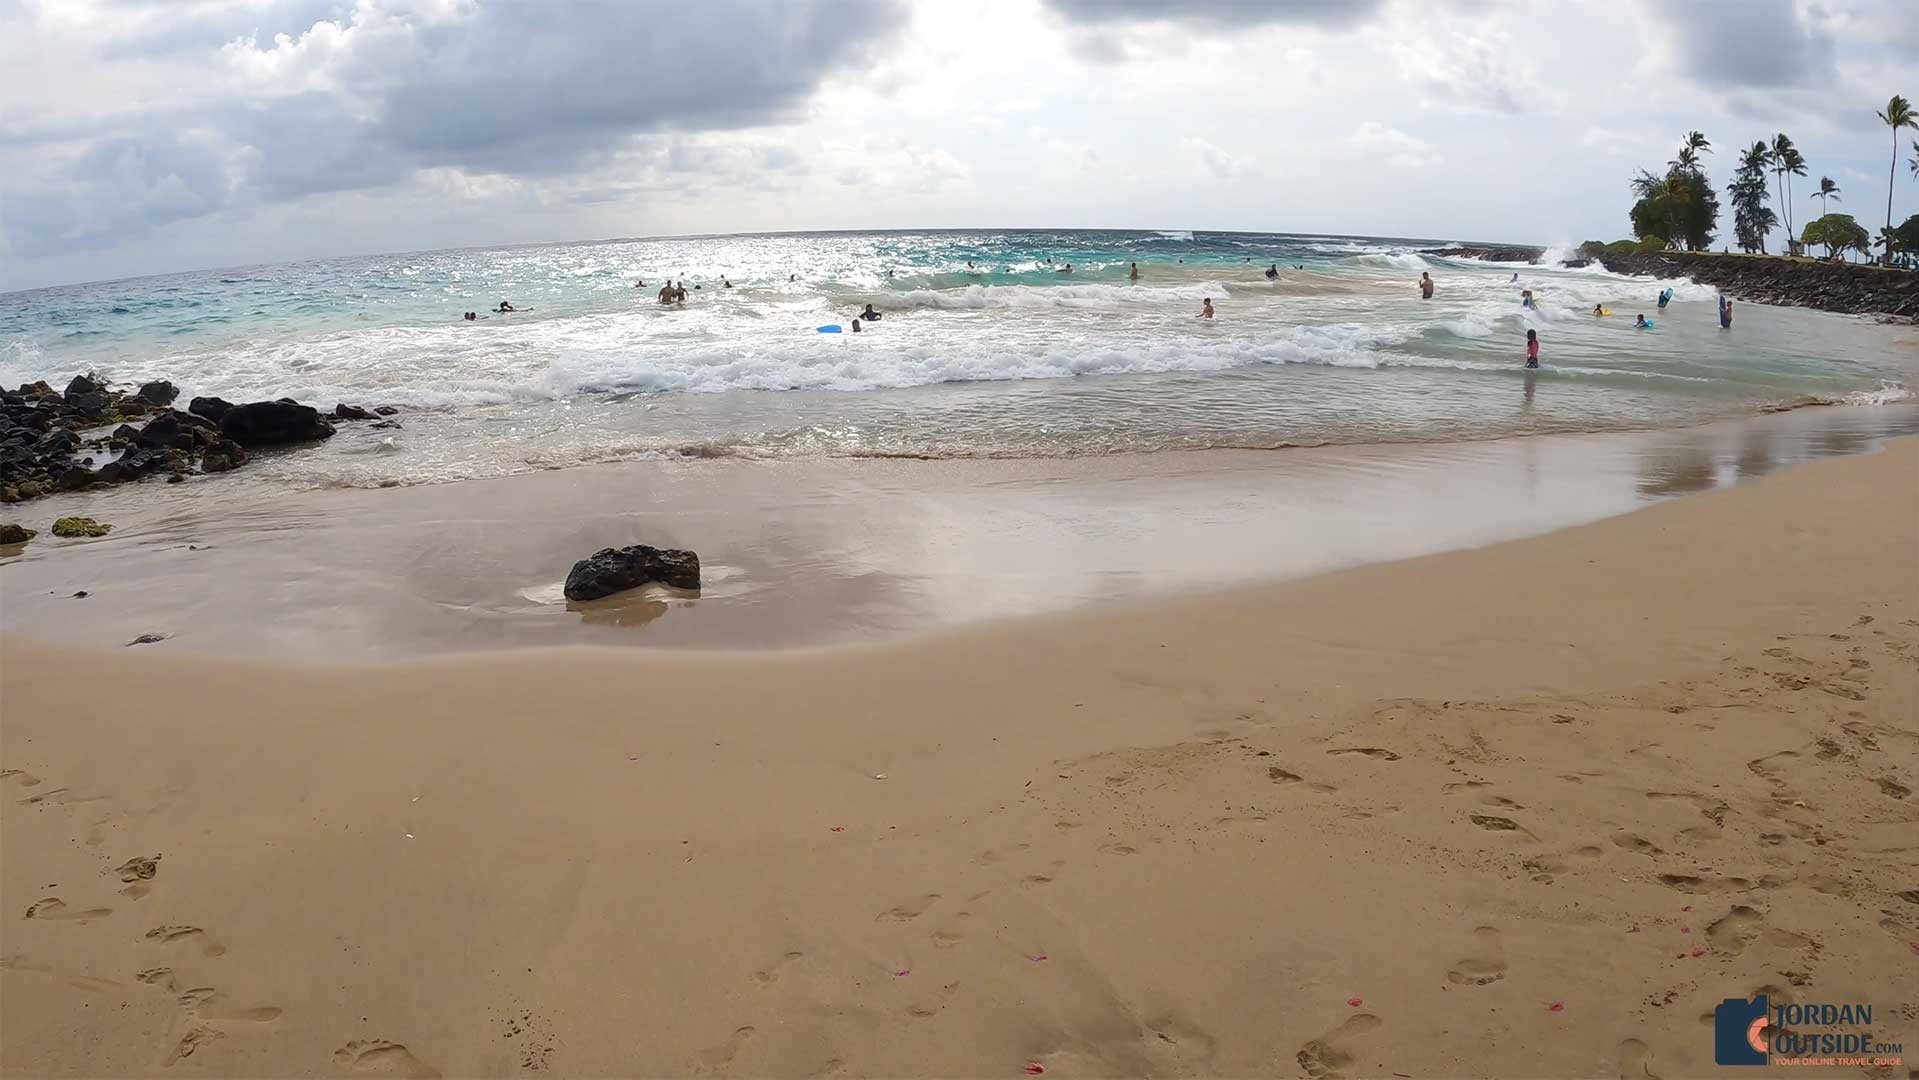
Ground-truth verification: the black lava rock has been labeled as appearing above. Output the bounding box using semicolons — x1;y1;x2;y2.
135;380;179;406
563;545;702;602
188;396;236;423
218;401;336;447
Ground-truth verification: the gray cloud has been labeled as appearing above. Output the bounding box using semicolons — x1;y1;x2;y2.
1042;0;1385;29
1660;0;1836;88
3;0;909;257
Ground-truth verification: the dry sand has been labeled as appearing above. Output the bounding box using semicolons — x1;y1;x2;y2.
2;438;1916;1079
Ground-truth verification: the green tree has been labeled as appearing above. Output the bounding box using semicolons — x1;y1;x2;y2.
1810;176;1841;255
1910;138;1917;179
1729;141;1778;253
1877;95;1917;258
1630;147;1718;252
1801;213;1869;260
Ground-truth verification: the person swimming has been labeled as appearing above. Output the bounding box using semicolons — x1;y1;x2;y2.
1521;289;1535;309
1199;297;1214;319
1056;262;1073;274
675;282;688;303
462;311;477;321
1418;272;1434;299
1265;264;1279;279
1525;329;1539;369
850;318;862;333
634;279;645;288
1634;313;1649;328
1592;304;1605;316
497;300;515;313
1657;287;1673;309
722;277;731;288
860;303;881;322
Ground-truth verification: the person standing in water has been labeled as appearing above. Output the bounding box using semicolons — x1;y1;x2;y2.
1525;329;1540;369
1718;295;1733;328
1657;287;1673;309
1199;298;1215;319
1419;272;1434;299
1129;262;1139;281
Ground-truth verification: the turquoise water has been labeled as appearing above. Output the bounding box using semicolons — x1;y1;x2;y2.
1;229;1910;488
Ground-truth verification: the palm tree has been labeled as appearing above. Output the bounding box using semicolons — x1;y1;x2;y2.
1811;176;1840;256
1878;95;1917;259
1910;138;1918;180
1770;134;1805;251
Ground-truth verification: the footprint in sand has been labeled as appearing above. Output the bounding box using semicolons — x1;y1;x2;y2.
144;925;226;956
177;987;283;1022
24;897;112;921
1022;861;1065;888
904;979;960;1019
974;844;1030;866
1327;747;1402;761
1446;926;1508;986
1618;1038;1662;1080
695;1026;756;1071
1875;777;1912;800
1469;814;1530;836
1656;873;1751;895
1479;794;1525;810
876;895;941;922
114;855;161;883
1705;906;1811;957
0;769;42;787
1098;842;1138;856
334;1039;442;1079
1610;832;1664;857
751;951;804;985
169;1025;224;1064
1295;1013;1382;1079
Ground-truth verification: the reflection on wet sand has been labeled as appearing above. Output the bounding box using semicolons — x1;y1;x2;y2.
2;406;1915;658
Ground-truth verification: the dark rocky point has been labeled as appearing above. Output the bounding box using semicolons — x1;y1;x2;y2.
219;400;336;447
0;522;34;545
332;403;376;420
563;544;702;602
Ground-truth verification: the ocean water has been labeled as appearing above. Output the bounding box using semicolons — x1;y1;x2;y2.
1;229;1911;490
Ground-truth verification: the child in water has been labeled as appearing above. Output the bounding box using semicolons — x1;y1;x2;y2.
1525;329;1539;369
1199;298;1215;319
1634;313;1649;328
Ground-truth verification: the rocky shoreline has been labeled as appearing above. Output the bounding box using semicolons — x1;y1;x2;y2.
1;375;397;511
1587;251;1919;319
1421;244;1918;318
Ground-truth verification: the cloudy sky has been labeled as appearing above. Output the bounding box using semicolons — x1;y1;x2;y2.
2;0;1915;291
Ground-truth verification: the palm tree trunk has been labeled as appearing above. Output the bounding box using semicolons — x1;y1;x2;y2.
1775;173;1786;253
1893;128;1902;262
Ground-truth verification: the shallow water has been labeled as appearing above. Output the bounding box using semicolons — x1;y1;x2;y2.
3;405;1912;657
3;230;1912;491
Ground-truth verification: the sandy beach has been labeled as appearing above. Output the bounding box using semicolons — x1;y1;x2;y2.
3;434;1914;1078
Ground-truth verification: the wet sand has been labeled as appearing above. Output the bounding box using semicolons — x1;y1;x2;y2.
2;434;1914;1078
2;403;1916;657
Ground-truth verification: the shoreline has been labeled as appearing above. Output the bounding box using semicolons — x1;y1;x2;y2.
4;404;1916;657
1427;243;1919;318
3;432;1915;1077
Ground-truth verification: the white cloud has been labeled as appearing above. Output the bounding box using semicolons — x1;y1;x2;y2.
1346;122;1442;170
